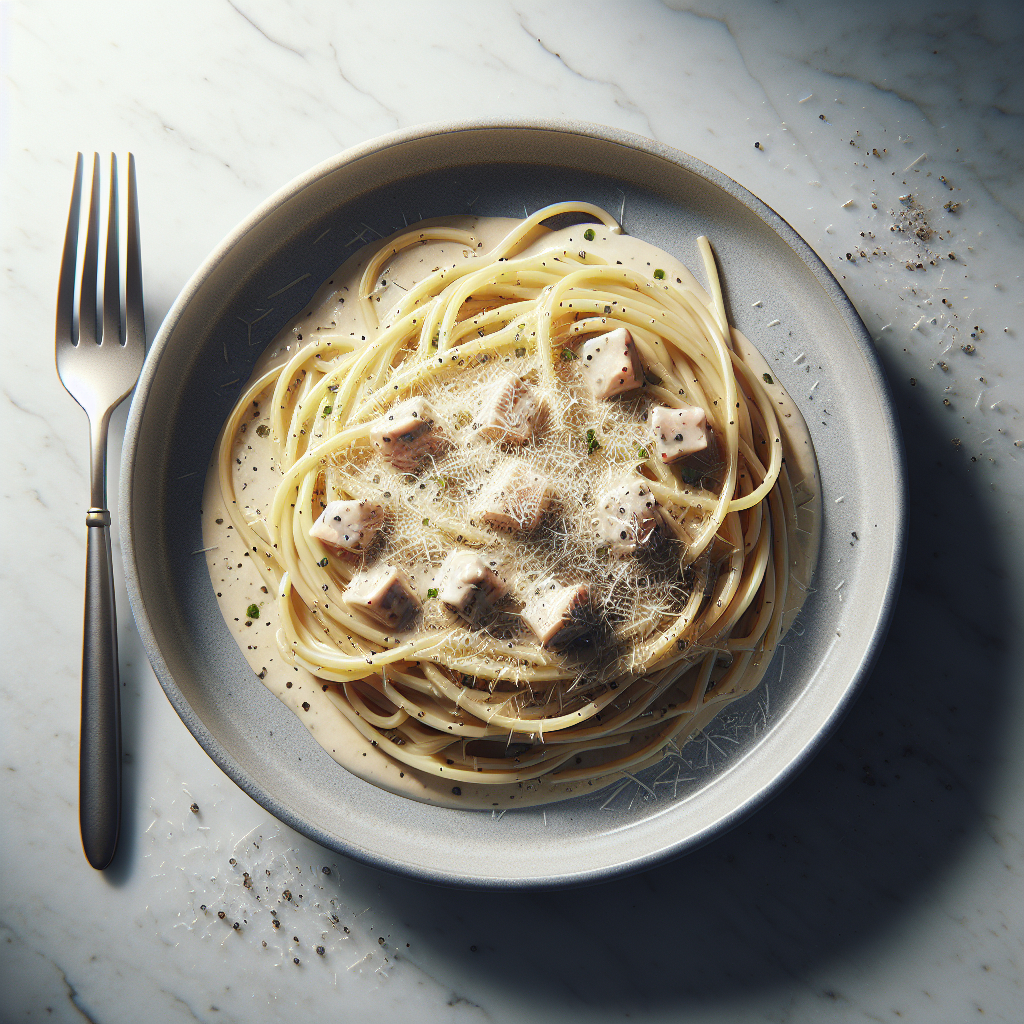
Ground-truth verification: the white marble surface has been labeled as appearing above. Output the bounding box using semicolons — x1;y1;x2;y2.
2;0;1022;1020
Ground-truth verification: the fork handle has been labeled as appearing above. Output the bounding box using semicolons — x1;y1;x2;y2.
81;507;121;869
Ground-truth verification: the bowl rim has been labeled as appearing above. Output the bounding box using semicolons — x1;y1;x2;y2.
121;118;907;888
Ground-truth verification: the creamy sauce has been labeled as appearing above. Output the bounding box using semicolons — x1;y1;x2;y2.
202;216;821;809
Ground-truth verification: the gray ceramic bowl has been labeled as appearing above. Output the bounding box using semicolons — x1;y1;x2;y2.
122;120;906;888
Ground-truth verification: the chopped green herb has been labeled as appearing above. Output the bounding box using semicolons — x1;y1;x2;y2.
762;372;774;385
560;347;577;361
318;557;329;567
422;517;430;526
427;588;439;599
583;228;596;242
653;268;665;280
322;405;333;417
680;467;700;484
246;604;260;619
432;475;449;491
636;444;649;459
586;428;601;454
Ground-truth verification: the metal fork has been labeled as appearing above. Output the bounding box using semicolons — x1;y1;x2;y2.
56;153;146;869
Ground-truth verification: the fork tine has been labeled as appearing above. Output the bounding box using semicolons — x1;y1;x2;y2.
79;153;101;347
124;153;145;347
102;154;122;346
56;153;84;345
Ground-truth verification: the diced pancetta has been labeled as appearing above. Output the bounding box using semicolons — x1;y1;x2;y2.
476;462;553;533
310;499;384;555
578;328;643;400
522;579;593;649
595;480;660;556
435;550;507;622
342;564;421;630
370;397;447;472
652;405;708;462
476;372;544;445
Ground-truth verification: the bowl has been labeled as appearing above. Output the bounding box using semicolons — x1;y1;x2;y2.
122;120;906;888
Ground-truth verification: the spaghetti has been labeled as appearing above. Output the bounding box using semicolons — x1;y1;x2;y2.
206;203;819;807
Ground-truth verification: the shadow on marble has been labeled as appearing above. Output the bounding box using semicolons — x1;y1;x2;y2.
322;349;1015;1015
97;291;175;888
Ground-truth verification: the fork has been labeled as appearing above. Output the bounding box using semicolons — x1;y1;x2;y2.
56;153;146;869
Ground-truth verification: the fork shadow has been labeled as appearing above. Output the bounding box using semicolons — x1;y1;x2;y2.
330;355;1014;1014
101;290;174;887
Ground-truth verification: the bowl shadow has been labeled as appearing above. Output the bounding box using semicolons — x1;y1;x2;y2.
325;348;1014;1015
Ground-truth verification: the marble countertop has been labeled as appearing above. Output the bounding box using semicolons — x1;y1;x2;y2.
2;1;1022;1021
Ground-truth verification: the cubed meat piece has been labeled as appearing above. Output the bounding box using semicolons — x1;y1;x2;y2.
522;579;593;649
652;405;708;463
342;564;421;630
435;550;507;622
578;328;643;400
476;462;553;533
310;499;384;555
596;480;660;556
476;372;544;445
370;397;447;472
